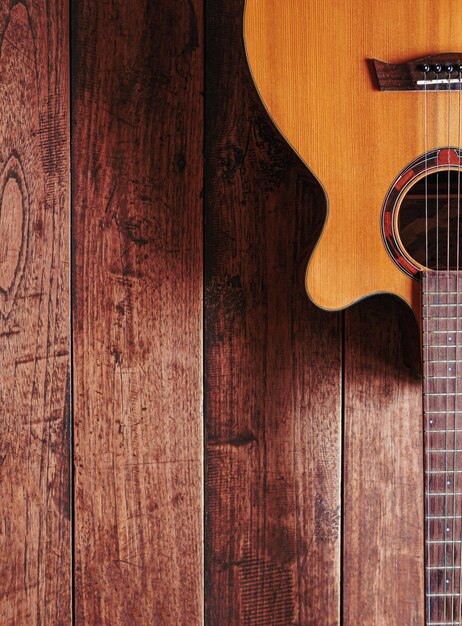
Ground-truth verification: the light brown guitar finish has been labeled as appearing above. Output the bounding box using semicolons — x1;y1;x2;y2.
244;0;462;319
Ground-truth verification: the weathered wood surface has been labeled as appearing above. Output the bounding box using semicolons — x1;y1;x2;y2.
344;300;423;625
72;0;203;623
205;1;342;624
0;1;70;624
0;1;426;623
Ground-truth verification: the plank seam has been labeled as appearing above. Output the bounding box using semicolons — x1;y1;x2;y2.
70;0;75;622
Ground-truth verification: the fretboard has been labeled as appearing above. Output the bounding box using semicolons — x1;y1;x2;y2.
424;271;462;625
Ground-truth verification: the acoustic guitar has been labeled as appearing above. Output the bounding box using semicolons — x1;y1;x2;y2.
245;1;462;624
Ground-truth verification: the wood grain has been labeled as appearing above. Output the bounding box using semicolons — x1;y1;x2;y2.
244;0;462;317
344;300;423;625
205;1;342;623
72;0;203;622
0;0;71;623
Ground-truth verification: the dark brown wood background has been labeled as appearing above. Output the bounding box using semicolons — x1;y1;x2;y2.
0;0;425;624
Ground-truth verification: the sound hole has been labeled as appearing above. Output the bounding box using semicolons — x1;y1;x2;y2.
398;169;462;269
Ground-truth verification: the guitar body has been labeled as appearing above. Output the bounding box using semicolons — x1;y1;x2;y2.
244;0;462;319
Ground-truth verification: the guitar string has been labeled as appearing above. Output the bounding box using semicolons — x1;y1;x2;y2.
457;66;462;622
443;76;452;624
452;65;462;621
442;78;450;625
434;77;450;625
445;72;452;618
424;71;431;624
447;73;456;623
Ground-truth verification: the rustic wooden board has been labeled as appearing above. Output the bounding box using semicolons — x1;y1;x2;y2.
72;0;203;623
205;1;342;623
0;0;70;623
344;300;424;625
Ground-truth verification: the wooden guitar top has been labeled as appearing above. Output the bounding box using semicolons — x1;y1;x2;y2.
244;0;462;319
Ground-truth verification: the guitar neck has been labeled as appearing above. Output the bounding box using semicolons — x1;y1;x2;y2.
424;271;462;625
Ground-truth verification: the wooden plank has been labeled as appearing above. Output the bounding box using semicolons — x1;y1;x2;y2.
204;1;342;623
344;300;424;625
0;0;70;623
72;1;203;623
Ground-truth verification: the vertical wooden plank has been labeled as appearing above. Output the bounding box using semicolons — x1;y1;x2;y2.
344;300;424;625
72;1;203;623
204;1;342;623
0;0;70;623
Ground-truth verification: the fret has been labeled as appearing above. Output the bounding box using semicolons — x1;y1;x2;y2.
426;469;462;473
426;353;462;366
426;431;462;435
424;391;462;396
426;493;462;496
426;331;462;334
427;361;462;364
427;516;462;520
428;450;462;453
424;304;462;308
427;541;462;544
426;411;462;414
427;565;462;569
